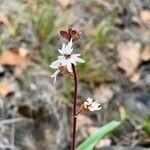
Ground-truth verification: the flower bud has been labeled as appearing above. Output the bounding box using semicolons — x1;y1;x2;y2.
60;28;82;41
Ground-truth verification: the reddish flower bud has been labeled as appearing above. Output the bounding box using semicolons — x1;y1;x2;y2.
70;29;77;35
60;30;71;41
60;28;82;41
80;102;89;112
71;31;82;41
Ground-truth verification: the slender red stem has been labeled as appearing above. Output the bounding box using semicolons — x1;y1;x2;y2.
72;64;77;150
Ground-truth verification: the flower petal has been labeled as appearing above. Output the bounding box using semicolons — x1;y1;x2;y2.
66;62;72;73
75;57;85;63
90;101;101;111
50;70;60;85
83;98;101;111
58;49;63;54
73;54;81;57
64;39;73;54
86;97;93;105
57;55;64;59
50;59;61;69
61;43;66;54
71;54;85;63
69;56;77;65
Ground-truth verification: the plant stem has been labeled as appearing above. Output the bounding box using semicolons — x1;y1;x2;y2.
76;109;81;117
72;64;77;150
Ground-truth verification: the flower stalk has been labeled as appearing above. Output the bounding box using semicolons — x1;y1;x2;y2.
72;64;77;150
50;28;101;150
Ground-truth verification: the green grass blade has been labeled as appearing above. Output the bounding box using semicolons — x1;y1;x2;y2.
77;121;121;150
77;108;126;150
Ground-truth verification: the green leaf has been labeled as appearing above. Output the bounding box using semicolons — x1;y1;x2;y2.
77;121;122;150
77;108;126;150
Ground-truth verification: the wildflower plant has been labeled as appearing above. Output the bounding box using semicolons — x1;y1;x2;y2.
50;28;126;150
50;28;101;150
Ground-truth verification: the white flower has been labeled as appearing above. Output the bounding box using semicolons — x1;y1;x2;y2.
83;97;101;112
49;39;85;84
50;39;84;72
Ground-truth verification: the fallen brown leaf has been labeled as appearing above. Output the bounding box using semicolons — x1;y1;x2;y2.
141;45;150;61
0;82;13;96
0;47;29;67
58;0;70;8
117;41;141;76
140;10;150;24
94;84;114;104
130;71;140;83
77;114;93;129
0;48;29;76
77;114;93;138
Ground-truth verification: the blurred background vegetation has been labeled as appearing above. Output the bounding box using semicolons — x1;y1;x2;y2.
0;0;150;150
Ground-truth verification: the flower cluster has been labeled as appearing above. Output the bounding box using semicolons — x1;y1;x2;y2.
50;39;85;84
50;28;101;113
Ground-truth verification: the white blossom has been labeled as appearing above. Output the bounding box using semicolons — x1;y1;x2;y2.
83;97;101;112
51;39;84;72
49;39;85;84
